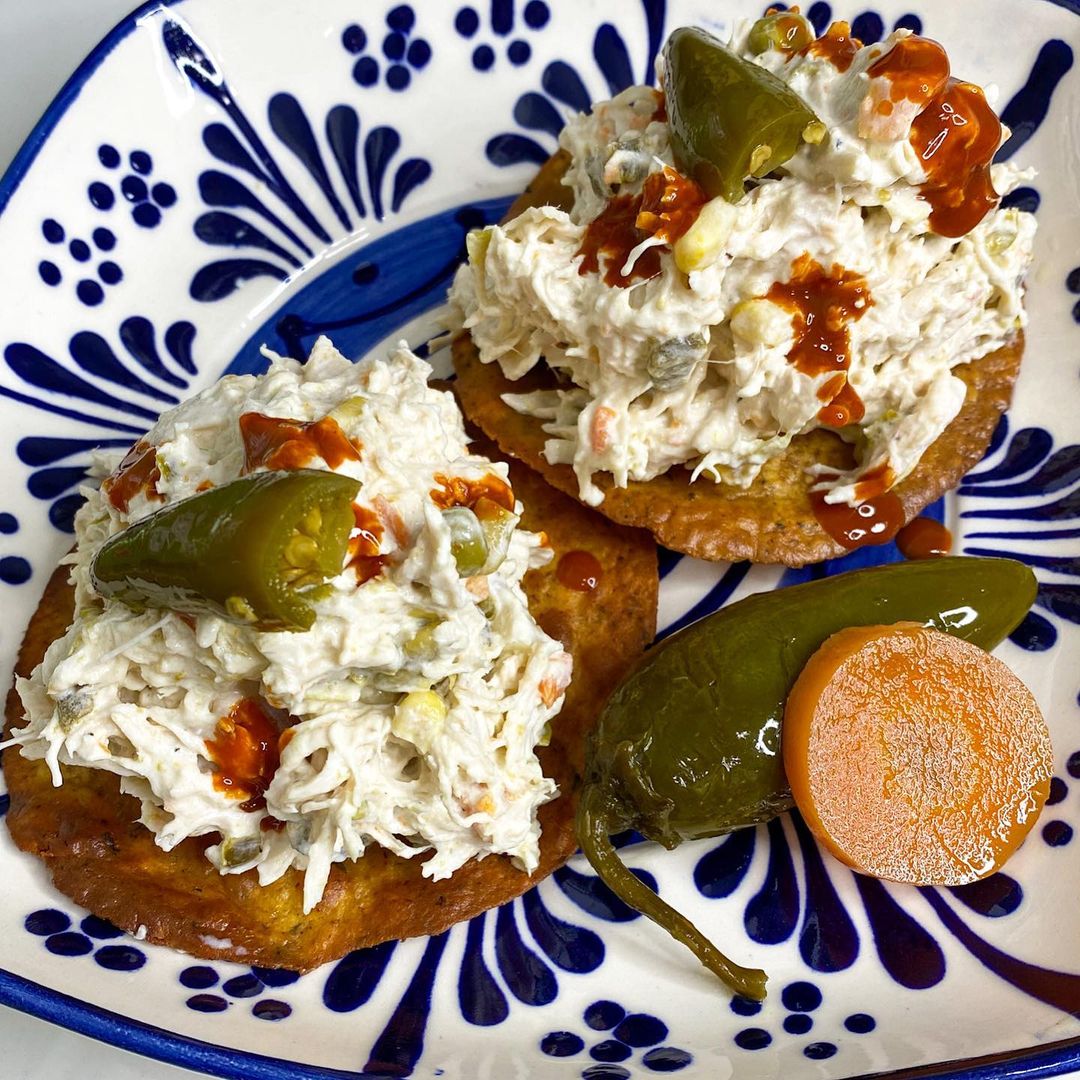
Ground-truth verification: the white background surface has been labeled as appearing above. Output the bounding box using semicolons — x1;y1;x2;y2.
0;1;244;1076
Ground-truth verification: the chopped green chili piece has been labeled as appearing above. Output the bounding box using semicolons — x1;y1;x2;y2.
664;25;821;203
91;469;360;632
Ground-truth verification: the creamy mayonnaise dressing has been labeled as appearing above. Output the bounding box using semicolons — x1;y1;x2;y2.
449;26;1036;507
8;339;571;913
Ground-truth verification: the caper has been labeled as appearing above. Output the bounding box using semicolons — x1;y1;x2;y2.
443;507;489;577
220;835;262;868
747;11;814;55
55;689;93;731
646;334;707;392
475;499;519;575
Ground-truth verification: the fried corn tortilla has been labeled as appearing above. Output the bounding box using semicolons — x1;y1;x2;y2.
452;152;1024;567
3;442;658;971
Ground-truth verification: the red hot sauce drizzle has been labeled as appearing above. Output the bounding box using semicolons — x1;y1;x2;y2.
867;34;949;109
578;167;708;288
805;21;862;72
556;550;603;593
896;516;952;559
909;77;1002;238
864;33;1001;237
430;473;515;513
349;504;390;584
205;698;285;812
102;440;163;513
811;463;905;551
765;253;873;428
239;413;362;473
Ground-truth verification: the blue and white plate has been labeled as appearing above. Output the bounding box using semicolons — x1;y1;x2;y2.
0;1;1078;1077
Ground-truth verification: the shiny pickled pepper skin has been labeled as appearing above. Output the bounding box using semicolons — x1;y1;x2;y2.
576;557;1037;998
597;557;1037;844
91;469;361;632
663;26;820;204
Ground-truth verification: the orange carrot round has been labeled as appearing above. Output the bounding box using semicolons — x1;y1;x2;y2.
783;622;1053;886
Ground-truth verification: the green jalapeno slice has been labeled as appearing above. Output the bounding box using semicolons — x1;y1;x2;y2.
91;469;360;632
663;25;822;204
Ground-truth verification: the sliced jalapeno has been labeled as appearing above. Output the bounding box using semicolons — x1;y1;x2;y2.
663;26;821;203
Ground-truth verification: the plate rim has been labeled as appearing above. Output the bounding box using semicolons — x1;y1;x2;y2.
0;1;1078;1078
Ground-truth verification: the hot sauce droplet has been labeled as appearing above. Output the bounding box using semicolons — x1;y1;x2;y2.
896;516;952;559
103;440;163;513
205;699;283;812
816;377;866;427
766;254;872;427
239;413;362;473
909;77;1002;237
811;463;904;550
348;504;390;584
805;21;862;73
867;34;950;109
556;550;603;592
578;167;708;288
430;473;515;512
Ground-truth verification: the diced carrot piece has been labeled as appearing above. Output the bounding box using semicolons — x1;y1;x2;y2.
782;622;1053;886
590;406;617;453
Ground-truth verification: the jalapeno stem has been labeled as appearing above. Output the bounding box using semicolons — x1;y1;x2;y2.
577;783;768;1000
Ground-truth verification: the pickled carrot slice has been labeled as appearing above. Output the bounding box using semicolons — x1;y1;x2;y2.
782;623;1054;885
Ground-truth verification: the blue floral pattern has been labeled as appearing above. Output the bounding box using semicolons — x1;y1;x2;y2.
454;0;551;71
342;5;432;91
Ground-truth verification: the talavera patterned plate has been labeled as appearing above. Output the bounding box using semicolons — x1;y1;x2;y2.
0;1;1078;1077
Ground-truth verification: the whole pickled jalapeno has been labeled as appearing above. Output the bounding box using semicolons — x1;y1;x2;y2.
663;26;823;204
92;469;361;632
575;557;1037;998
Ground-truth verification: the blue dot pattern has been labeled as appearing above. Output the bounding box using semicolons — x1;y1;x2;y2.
845;1013;877;1034
585;1000;626;1030
543;999;691;1073
1043;820;1073;846
180;966;220;989
94;945;146;972
25;910;70;936
0;556;32;584
251;966;300;988
784;1014;813;1035
344;6;431;91
614;1014;668;1048
734;1028;772;1050
81;914;123;939
641;1047;693;1072
540;1031;585;1057
252;1000;292;1021
0;512;18;534
730;994;763;1016
591;1040;632;1062
805;1042;838;1060
781;981;823;1012
186;994;229;1013
46;932;93;957
223;974;263;998
456;1;548;70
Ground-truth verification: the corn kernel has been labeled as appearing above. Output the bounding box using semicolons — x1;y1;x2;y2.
730;298;791;348
392;690;447;753
673;196;738;274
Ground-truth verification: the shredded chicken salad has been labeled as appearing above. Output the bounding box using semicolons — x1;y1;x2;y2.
449;23;1036;507
7;339;572;913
